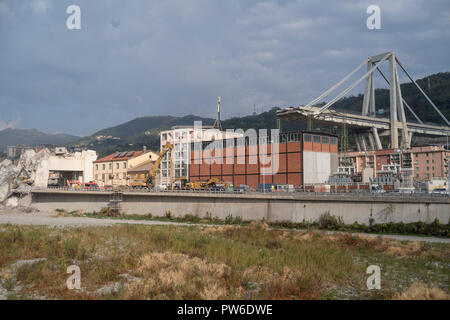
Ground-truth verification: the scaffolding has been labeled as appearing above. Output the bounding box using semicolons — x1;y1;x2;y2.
109;191;122;217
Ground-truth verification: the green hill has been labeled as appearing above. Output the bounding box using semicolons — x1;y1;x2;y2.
0;128;79;150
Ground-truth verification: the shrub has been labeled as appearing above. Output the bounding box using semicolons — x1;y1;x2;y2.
318;211;343;230
165;209;173;220
225;214;234;225
233;215;243;225
99;207;111;217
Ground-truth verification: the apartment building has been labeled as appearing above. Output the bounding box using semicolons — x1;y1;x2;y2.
342;145;449;180
93;149;158;186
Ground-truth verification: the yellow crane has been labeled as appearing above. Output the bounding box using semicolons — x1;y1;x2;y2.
146;142;174;189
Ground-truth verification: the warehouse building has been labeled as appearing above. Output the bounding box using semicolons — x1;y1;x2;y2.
188;130;339;189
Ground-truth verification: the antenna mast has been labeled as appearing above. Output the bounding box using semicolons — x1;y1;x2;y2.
213;96;222;130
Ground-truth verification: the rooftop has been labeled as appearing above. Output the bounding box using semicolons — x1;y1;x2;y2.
94;151;145;163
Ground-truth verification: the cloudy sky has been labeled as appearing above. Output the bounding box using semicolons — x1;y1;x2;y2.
0;0;449;136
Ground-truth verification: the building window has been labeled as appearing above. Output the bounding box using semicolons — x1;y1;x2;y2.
304;134;312;142
427;166;429;171
416;167;419;171
330;137;337;145
123;162;127;169
102;164;106;170
322;137;329;144
426;160;429;164
116;163;119;169
109;163;112;170
426;153;429;157
95;164;98;171
313;135;321;143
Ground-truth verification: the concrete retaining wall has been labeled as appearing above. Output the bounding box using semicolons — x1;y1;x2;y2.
31;190;450;225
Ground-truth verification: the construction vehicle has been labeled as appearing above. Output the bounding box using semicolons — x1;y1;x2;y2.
146;142;174;189
130;178;147;189
186;178;230;191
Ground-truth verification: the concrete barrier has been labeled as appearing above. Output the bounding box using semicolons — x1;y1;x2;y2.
31;190;450;225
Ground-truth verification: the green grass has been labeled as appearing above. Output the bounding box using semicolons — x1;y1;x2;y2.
59;209;450;238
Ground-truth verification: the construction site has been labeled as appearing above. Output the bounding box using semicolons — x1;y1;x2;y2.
0;52;449;226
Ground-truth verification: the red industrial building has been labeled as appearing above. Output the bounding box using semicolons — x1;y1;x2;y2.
189;131;339;189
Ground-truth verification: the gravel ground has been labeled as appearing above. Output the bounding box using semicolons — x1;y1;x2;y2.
0;210;448;244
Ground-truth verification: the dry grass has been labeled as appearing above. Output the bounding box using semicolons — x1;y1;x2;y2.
394;283;449;300
0;223;448;300
126;251;232;300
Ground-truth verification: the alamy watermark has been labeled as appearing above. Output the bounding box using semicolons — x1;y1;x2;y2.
66;265;81;290
366;5;381;30
366;265;381;290
165;120;280;175
66;5;81;30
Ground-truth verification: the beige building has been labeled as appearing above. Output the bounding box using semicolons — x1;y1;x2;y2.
93;150;158;187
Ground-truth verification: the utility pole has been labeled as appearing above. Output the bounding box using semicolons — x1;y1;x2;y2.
447;132;449;193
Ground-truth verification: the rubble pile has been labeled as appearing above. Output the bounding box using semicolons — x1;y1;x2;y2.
0;149;50;209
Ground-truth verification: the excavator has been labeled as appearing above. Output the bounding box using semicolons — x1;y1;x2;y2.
146;142;174;189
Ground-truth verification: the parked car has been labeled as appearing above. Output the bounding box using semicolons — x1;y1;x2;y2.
431;188;449;195
235;184;250;193
369;184;385;193
393;188;415;194
84;182;99;190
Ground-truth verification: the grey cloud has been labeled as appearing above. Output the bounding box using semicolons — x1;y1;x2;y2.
0;0;449;135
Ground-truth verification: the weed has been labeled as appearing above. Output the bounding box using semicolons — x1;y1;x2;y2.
318;211;344;230
165;209;173;220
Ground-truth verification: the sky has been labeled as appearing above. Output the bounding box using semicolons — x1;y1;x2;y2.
0;0;449;136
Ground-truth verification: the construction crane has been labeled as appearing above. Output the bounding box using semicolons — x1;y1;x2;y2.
146;142;174;189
